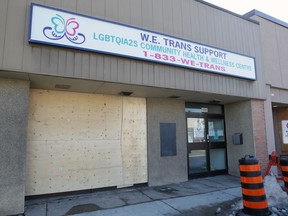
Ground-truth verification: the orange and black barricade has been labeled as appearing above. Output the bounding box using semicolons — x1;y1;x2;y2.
280;155;288;192
239;155;269;215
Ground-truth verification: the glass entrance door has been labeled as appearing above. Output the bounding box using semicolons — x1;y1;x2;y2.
208;118;227;173
187;117;208;175
187;115;227;178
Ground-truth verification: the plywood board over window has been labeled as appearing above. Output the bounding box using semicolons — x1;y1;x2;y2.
26;89;147;195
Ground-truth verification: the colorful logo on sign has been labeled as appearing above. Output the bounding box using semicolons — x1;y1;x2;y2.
43;14;85;44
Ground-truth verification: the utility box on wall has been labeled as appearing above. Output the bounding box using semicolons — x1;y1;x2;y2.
160;123;177;157
233;133;243;145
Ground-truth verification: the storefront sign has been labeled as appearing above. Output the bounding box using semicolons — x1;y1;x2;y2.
29;3;256;80
282;120;288;144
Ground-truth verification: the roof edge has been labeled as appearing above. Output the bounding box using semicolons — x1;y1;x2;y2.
243;9;288;28
195;0;259;25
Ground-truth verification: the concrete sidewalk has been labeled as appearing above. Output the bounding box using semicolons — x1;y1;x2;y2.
25;175;242;216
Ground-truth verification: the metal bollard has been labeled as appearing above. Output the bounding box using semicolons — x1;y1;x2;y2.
279;155;288;192
239;155;269;215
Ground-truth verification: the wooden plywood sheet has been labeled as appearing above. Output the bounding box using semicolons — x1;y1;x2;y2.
121;97;147;185
28;91;121;141
26;89;148;195
26;140;122;195
26;90;123;195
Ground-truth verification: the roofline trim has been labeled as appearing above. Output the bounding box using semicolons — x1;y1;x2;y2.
194;0;259;25
243;9;288;28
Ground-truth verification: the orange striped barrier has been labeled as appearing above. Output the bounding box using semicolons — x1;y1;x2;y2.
280;155;288;192
239;155;269;215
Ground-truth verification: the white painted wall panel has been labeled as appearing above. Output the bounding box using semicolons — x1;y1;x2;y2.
26;90;147;195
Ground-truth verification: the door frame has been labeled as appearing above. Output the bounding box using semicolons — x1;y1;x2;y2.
186;111;228;178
